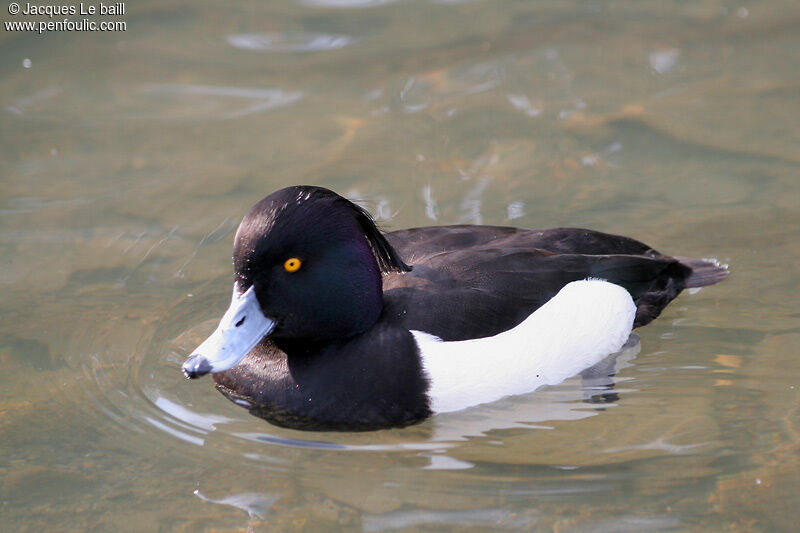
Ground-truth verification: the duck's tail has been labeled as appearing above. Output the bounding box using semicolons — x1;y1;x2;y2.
677;257;730;288
632;256;728;327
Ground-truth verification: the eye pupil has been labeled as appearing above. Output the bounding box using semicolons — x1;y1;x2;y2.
284;257;302;272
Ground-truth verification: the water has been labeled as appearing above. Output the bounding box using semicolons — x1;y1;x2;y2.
2;0;799;530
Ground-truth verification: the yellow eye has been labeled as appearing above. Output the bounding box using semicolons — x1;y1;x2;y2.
283;257;302;273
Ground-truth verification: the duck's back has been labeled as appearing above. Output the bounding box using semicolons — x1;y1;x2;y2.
382;225;726;341
386;225;655;258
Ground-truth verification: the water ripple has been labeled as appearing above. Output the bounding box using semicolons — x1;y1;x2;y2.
227;32;359;52
139;84;304;119
299;0;402;8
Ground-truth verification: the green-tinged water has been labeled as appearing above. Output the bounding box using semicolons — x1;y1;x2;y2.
1;0;799;530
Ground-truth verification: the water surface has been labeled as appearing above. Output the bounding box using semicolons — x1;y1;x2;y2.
2;0;800;530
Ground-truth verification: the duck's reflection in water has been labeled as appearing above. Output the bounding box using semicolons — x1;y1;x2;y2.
189;336;641;522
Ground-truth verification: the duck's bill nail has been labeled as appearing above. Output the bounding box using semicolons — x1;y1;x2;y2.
182;285;275;379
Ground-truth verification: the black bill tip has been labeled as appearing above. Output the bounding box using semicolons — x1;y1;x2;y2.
182;354;212;379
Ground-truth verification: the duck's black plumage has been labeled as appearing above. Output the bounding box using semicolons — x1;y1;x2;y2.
195;185;727;430
215;323;430;431
380;225;722;339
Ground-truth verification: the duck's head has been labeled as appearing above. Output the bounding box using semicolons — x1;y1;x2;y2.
182;186;410;379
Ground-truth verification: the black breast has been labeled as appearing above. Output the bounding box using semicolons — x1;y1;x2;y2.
212;322;431;431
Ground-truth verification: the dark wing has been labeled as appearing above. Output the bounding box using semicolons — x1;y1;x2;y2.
382;225;726;339
386;225;657;260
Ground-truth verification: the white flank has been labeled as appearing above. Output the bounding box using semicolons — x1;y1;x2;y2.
413;279;636;414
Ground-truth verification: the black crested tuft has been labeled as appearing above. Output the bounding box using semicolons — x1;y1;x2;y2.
347;199;412;274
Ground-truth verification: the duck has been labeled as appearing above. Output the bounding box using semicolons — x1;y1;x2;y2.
181;185;727;431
